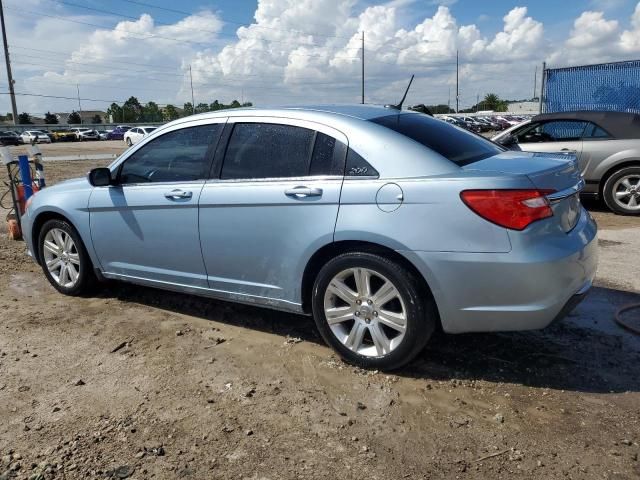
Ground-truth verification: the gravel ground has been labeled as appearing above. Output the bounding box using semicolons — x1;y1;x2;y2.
1;157;639;480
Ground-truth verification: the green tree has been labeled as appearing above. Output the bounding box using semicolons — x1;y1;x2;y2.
477;93;508;112
183;102;194;115
18;112;32;124
195;102;209;114
67;111;82;124
230;100;241;108
44;111;58;124
107;103;123;123
210;100;221;111
142;101;163;122
123;96;143;122
163;104;180;121
92;114;102;124
241;101;253;107
6;112;13;122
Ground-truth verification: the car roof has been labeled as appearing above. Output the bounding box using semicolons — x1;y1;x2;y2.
179;104;402;122
533;111;640;139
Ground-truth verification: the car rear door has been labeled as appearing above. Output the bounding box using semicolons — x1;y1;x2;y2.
198;117;348;307
515;120;586;162
89;119;225;287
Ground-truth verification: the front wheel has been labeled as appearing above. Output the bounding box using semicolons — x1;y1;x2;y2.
312;252;436;370
603;166;640;215
126;137;132;146
38;219;95;295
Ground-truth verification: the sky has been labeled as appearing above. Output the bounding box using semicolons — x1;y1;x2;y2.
2;0;640;116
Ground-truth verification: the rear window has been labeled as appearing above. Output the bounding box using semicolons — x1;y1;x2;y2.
370;113;504;166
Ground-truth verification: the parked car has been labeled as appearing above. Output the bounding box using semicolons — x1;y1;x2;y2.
106;126;131;140
20;130;51;144
97;130;112;140
0;131;21;146
492;111;640;215
71;128;100;141
123;126;157;146
21;105;597;370
50;129;77;142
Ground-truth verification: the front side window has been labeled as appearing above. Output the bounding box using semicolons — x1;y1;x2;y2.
221;123;345;179
371;113;503;166
118;124;221;184
516;120;587;143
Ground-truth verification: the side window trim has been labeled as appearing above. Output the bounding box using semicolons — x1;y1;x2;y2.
582;122;612;140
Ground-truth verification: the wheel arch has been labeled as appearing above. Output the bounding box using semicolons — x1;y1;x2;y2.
31;211;78;265
300;240;441;325
598;159;640;197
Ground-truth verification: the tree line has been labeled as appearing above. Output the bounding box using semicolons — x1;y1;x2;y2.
106;97;253;123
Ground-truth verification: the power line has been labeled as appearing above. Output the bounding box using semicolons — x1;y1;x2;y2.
46;0;363;52
5;5;362;62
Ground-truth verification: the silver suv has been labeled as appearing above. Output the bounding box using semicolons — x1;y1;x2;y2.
493;111;640;215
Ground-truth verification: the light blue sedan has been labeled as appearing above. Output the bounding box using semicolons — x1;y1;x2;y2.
21;105;598;370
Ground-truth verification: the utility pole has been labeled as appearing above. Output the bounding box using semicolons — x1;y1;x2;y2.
189;65;195;114
455;50;459;113
76;84;82;124
533;65;537;100
447;86;451;111
538;61;546;113
361;31;365;104
0;0;18;125
476;93;479;113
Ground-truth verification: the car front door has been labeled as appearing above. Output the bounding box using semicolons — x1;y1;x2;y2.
89;120;225;287
198;118;348;307
514;120;586;161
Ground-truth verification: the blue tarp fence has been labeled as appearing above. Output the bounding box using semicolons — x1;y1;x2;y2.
543;60;640;113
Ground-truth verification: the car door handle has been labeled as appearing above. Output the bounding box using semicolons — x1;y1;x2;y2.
561;148;577;154
164;189;192;200
284;186;323;198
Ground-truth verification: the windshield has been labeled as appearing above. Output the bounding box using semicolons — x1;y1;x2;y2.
370;113;504;166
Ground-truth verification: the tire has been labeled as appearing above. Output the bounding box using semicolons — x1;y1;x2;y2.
603;166;640;215
312;252;436;371
38;219;95;295
126;137;132;146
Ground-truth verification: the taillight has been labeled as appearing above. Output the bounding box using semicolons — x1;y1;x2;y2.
460;189;554;231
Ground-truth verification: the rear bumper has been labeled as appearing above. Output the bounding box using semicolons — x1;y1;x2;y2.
400;207;598;333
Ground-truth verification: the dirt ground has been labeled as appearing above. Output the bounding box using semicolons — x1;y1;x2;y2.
1;156;640;480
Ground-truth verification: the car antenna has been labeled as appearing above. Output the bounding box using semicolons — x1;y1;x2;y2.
385;74;414;110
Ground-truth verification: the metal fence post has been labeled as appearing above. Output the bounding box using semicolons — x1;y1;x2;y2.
539;61;546;114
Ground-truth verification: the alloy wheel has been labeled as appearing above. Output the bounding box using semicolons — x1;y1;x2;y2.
612;174;640;211
42;228;81;288
323;268;407;357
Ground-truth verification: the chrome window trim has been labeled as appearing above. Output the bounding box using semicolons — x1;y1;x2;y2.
109;117;229;172
206;175;343;184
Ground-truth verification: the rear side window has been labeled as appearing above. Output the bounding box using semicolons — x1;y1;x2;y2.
346;148;378;177
583;122;611;139
370;113;503;166
221;123;347;179
518;120;587;142
119;124;221;184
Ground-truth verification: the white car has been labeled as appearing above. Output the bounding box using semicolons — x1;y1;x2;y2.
71;128;100;141
20;130;51;144
123;126;157;146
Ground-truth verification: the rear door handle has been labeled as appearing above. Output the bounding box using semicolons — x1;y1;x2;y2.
284;186;323;198
164;189;192;200
561;148;577;154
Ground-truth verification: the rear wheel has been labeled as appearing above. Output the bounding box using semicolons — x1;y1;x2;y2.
38;219;95;295
603;166;640;215
126;137;133;146
312;252;436;370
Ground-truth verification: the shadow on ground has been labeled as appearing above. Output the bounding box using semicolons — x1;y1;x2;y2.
100;283;640;394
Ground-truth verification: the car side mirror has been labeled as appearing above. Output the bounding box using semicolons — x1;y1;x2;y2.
88;167;112;187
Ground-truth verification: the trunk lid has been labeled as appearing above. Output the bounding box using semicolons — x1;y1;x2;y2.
464;151;583;232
